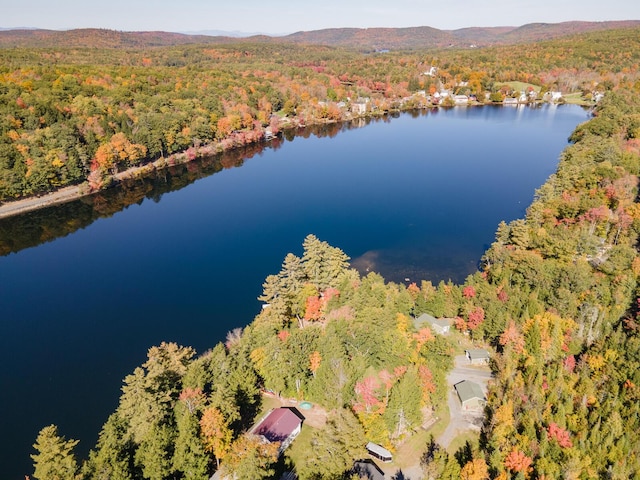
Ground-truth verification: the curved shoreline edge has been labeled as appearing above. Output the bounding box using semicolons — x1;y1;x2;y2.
0;101;578;220
0;112;373;219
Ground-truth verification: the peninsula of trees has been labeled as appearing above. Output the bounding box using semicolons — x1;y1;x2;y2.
31;89;640;478
6;20;640;479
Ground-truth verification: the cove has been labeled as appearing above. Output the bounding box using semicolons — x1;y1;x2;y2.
0;104;588;477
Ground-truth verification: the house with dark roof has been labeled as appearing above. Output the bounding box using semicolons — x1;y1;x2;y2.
251;407;304;454
353;459;386;479
454;380;486;411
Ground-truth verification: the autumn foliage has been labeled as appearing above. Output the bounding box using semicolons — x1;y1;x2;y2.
547;422;573;448
504;448;533;473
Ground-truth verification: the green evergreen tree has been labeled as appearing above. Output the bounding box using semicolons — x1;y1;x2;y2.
118;342;194;443
172;404;210;480
279;253;306;300
296;408;366;480
134;424;175;480
302;234;350;289
258;274;282;304
383;367;423;438
82;413;134;480
31;425;79;480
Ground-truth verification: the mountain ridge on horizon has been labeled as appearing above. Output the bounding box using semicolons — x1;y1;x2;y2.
0;20;639;49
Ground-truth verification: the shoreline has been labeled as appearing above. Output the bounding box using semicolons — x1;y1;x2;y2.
0;184;89;220
0;113;363;219
0;101;578;220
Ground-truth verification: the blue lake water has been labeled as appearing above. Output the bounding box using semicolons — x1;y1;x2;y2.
0;104;588;476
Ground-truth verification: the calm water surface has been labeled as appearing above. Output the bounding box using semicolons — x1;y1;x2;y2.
0;104;588;476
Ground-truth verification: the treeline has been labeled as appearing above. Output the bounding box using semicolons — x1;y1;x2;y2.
422;91;640;478
2;27;640;202
32;234;457;480
0;118;372;256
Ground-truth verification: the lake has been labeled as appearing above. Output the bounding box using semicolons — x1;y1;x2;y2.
0;104;588;476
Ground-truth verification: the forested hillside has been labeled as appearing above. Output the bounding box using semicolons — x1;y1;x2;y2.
422;90;640;479
284;21;640;49
3;20;639;50
1;27;639;204
4;20;640;478
30;91;640;479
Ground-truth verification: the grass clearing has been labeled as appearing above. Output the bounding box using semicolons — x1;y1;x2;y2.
447;430;479;455
392;404;449;468
393;429;430;467
495;81;540;93
428;404;450;440
562;92;591;105
258;395;281;413
283;423;316;468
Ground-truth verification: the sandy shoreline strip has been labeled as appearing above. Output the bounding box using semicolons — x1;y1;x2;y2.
0;185;90;220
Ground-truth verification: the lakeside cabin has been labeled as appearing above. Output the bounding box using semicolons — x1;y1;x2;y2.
251;407;304;454
414;313;451;335
366;442;393;463
210;409;303;480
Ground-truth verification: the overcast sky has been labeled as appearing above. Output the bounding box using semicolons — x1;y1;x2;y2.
3;0;640;34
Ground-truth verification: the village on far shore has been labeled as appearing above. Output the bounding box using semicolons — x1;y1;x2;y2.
317;65;603;124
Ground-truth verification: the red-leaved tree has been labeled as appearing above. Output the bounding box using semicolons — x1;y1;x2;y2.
547;422;573;448
354;376;383;414
504;448;533;473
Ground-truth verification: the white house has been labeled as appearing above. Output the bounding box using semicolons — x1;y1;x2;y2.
415;313;451;335
366;442;393;463
549;91;563;102
454;95;469;105
423;66;438;77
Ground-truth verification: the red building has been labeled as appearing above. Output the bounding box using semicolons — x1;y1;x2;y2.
251;407;304;453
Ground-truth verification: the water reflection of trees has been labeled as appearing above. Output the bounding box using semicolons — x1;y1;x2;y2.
0;112;424;256
0;140;268;256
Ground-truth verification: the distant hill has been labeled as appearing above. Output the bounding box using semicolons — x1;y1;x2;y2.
181;29;287;38
0;28;231;48
1;20;639;50
283;26;454;50
496;20;640;44
284;20;640;49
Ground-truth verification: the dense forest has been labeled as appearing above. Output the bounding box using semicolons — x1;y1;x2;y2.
1;27;640;203
30;89;640;478
8;22;640;479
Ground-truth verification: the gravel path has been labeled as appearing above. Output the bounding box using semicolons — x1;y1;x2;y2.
437;355;492;448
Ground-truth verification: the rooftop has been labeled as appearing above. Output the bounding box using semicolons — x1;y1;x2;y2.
253;408;304;443
454;380;485;403
466;349;490;360
366;442;393;459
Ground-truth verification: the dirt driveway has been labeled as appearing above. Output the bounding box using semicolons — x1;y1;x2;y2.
437;355;492;448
